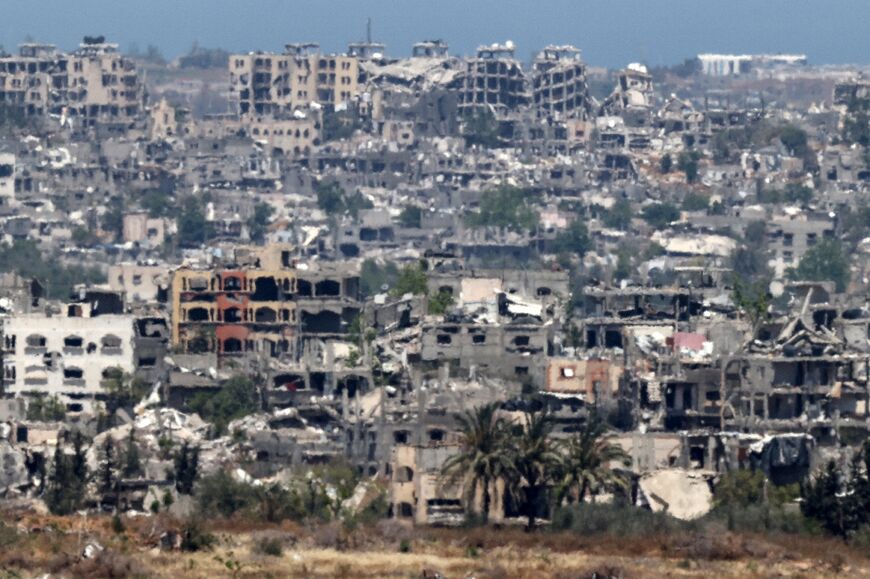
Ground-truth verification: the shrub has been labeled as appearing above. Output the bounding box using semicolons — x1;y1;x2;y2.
641;202;680;230
577;565;631;579
313;522;349;550
180;519;217;552
550;503;689;536
0;522;20;549
256;537;284;557
68;549;148;578
428;290;455;315
390;263;428;297
465;186;538;232
196;471;259;518
399;539;411;553
710;504;816;535
188;375;260;435
111;513;125;534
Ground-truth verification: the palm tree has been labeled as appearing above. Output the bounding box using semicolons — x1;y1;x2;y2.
512;409;561;530
442;402;513;524
556;417;631;505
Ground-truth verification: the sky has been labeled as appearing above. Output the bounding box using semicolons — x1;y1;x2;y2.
1;0;868;68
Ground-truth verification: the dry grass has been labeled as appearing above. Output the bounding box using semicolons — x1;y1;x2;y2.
2;510;870;578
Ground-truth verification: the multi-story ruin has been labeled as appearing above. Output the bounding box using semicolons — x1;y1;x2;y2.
458;42;528;115
532;45;593;120
0;38;141;124
228;44;361;116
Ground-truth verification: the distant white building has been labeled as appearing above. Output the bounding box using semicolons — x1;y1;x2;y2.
3;312;136;413
697;53;807;77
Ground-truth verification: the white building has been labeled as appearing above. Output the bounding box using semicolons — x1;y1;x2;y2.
0;153;14;209
3;312;137;413
108;263;166;304
697;53;807;77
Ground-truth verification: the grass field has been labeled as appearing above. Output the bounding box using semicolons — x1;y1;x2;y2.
2;510;870;578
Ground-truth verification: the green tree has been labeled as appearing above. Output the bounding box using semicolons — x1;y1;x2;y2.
390;263;428;297
174;441;200;495
614;248;633;281
778;124;808;157
843;98;870;146
102;367;150;420
511;410;560;530
0;240;105;299
188;375;260;435
732;277;771;332
841;202;870;250
553;220;591;256
660;153;673;174
744;220;767;246
602;198;633;231
102;196;125;241
122;428;143;479
682;192;710;212
26;395;66;422
322;107;363;141
344;191;374;218
177;196;213;248
196;470;259;518
677;151;701;183
802;460;850;537
428;290;455;315
247;201;274;243
714;469;796;510
359;259;399;297
442;403;514;524
71;226;99;247
45;432;89;515
730;245;771;285
782;183;813;205
641;202;680;230
398;206;422;228
790;238;850;292
140;189;173;218
466;186;538;232
97;436;119;507
730;220;771;285
462;109;500;148
315;181;372;218
45;439;75;515
555;418;630;505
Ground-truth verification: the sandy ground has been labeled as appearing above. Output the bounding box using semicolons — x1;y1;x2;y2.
138;533;870;578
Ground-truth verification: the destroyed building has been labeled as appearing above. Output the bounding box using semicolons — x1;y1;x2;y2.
532;45;593;120
229;45;362;116
0;38;142;124
0;26;869;531
458;42;528;115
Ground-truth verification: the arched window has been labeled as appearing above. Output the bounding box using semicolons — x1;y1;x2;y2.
395;466;414;483
187;307;210;322
101;334;123;353
223;338;243;353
